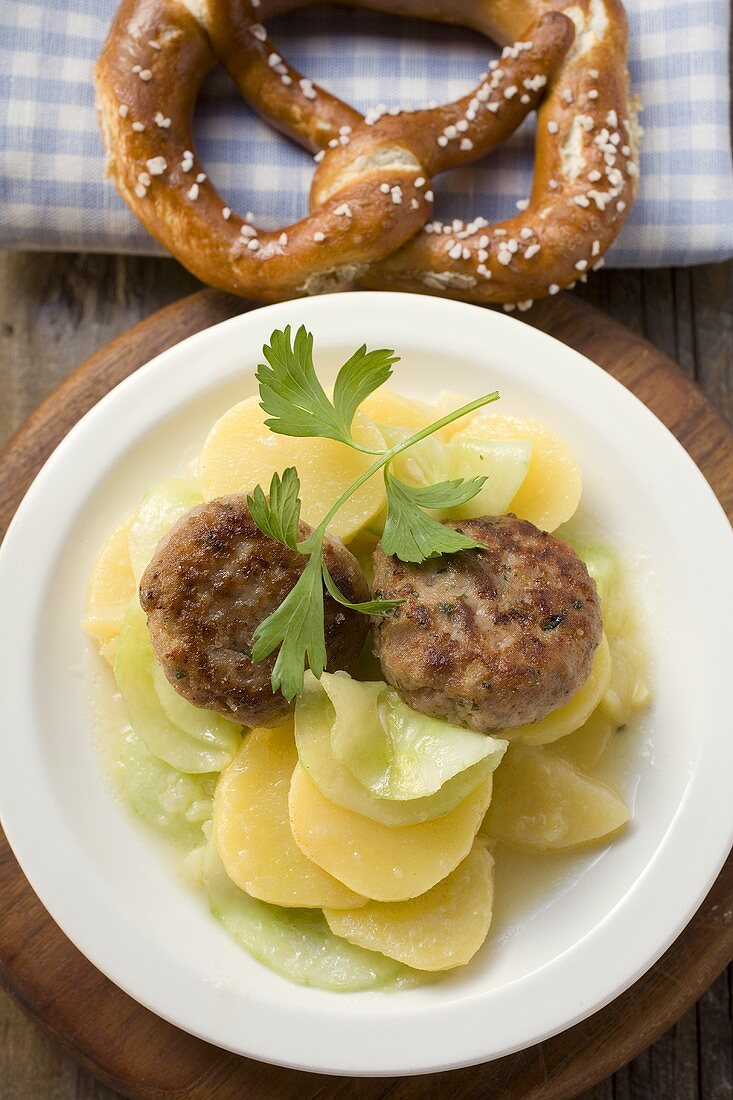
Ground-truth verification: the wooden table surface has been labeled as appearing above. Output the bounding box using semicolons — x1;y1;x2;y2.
0;251;731;1100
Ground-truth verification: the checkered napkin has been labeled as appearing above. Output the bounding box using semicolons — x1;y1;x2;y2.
1;0;732;266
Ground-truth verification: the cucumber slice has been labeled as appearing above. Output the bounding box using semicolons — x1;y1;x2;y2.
129;477;203;583
115;600;240;773
322;672;506;800
295;674;505;826
203;843;419;991
380;427;450;488
152;660;243;745
377;427;531;520
568;541;617;607
446;438;531;519
118;728;215;847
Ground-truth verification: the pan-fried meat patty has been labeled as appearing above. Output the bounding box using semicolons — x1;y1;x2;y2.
140;495;369;727
372;515;602;732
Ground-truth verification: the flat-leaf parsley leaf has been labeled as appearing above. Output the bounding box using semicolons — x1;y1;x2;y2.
251;545;327;701
257;325;397;452
380;470;487;563
247;468;301;550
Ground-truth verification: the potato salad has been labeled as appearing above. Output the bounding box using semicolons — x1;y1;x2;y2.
82;327;650;990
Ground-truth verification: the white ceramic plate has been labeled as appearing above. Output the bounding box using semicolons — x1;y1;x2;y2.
0;292;731;1077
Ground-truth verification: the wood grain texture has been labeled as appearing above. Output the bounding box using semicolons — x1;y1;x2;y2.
0;252;731;1100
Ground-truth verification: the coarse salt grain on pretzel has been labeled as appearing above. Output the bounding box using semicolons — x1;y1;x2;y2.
95;0;639;308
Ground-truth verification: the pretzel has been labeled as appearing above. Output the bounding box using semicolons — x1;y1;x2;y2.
95;0;640;309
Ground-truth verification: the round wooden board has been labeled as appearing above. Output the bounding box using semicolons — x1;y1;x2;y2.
0;290;731;1100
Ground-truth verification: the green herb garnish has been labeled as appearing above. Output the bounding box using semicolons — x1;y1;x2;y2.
247;468;301;550
247;325;500;699
380;470;486;563
256;326;397;452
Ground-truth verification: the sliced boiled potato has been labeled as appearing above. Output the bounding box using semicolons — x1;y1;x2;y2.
99;636;122;665
452;414;581;531
604;631;651;727
437;392;496;440
431;390;475;430
364;388;482;437
198;396;386;541
128;477;202;583
360;387;441;434
325;840;494;971
483;743;629;850
204;843;416;991
289;764;493;901
550;641;650;771
550;706;615;770
82;515;136;659
506;634;612;746
213;723;365;909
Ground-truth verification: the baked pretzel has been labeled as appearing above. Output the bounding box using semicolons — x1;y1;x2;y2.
95;0;640;309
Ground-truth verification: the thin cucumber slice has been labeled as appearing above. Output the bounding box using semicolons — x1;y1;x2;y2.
204;843;420;991
378;427;531;520
152;660;243;744
322;672;506;800
115;600;240;773
566;540;617;607
446;439;531;519
295;674;505;826
129;477;203;583
118;728;215;847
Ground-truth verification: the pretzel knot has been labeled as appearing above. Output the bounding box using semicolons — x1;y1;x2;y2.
95;0;641;309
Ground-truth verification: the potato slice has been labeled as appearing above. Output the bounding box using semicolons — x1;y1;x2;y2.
550;706;615;770
431;390;475;431
214;723;364;909
452;414;581;531
325;840;494;971
289;764;493;901
82;515;136;662
505;634;612;746
198;397;386;541
360;387;440;433
482;743;629;850
98;637;121;665
604;631;651;727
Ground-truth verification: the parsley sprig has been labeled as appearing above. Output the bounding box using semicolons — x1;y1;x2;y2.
247;326;500;700
257;326;397;452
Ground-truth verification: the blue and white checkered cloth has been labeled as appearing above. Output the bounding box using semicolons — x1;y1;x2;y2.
1;0;732;266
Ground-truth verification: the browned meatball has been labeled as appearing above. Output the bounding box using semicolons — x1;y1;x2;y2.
140;495;369;727
372;515;602;732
